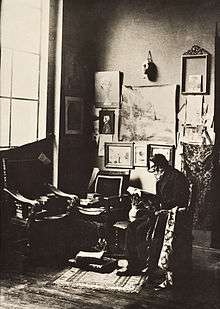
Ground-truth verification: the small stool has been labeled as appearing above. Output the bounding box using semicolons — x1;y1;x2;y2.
113;220;129;255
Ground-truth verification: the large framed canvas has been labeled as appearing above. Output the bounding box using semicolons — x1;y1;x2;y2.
119;84;177;145
105;142;134;169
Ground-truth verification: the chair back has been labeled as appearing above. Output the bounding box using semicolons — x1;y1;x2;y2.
0;137;53;198
93;170;130;197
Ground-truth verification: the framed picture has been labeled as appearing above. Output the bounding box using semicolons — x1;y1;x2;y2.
147;144;175;167
105;142;134;169
182;125;203;145
95;71;121;108
188;74;203;93
134;143;148;167
99;110;115;134
65;96;84;135
181;45;209;95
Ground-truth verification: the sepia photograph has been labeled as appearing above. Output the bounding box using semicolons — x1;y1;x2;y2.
0;1;219;309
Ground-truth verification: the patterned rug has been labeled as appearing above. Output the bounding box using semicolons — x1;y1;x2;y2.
51;267;147;293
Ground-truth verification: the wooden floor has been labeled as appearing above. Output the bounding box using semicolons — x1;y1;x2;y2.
0;247;220;309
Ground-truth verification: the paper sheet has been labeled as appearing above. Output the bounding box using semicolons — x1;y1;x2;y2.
98;134;113;156
186;95;203;125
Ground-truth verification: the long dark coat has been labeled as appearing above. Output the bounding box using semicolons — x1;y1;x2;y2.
151;166;192;279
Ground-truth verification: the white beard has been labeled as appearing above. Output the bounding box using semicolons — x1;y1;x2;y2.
154;170;164;181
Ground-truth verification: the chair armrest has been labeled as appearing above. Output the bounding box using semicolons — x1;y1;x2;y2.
34;212;69;222
46;183;79;200
3;188;39;206
155;207;187;216
178;207;186;213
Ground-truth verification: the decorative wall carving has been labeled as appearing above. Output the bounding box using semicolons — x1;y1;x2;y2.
183;45;209;55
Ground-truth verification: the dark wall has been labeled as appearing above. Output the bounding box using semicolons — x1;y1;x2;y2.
58;0;98;194
60;1;219;182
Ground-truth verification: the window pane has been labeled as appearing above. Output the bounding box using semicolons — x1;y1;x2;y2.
0;99;10;146
17;0;42;9
12;51;39;99
0;48;12;97
11;100;38;146
1;0;41;52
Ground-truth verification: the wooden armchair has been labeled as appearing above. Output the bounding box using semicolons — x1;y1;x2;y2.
2;186;76;263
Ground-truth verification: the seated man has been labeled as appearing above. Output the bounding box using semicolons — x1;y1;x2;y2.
116;187;160;276
117;154;191;290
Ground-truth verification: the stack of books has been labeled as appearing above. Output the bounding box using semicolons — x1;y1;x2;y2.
69;250;117;273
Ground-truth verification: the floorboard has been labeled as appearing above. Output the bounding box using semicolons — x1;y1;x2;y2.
0;247;220;309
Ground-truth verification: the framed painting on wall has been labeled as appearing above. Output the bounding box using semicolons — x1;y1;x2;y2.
119;84;177;145
65;96;84;135
99;110;115;134
105;142;134;169
95;71;121;108
134;143;148;167
147;144;175;167
181;45;210;95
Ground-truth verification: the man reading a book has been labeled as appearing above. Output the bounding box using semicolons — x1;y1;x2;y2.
117;154;191;291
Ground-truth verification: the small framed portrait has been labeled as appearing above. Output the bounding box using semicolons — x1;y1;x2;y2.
134;143;148;167
105;142;134;169
99;110;115;134
147;144;175;167
65;96;84;135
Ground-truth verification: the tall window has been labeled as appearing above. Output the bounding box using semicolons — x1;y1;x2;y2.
0;0;50;148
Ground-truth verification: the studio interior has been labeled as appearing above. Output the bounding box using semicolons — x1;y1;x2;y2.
0;0;220;308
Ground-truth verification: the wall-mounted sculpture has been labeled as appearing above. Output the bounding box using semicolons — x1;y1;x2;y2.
142;50;158;82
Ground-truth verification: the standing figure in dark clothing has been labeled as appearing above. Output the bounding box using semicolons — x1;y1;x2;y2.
117;154;191;290
148;154;191;290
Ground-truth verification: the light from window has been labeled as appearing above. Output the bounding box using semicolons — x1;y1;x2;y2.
0;0;49;148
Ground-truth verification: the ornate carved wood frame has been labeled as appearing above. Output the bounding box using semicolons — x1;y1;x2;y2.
181;45;210;95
